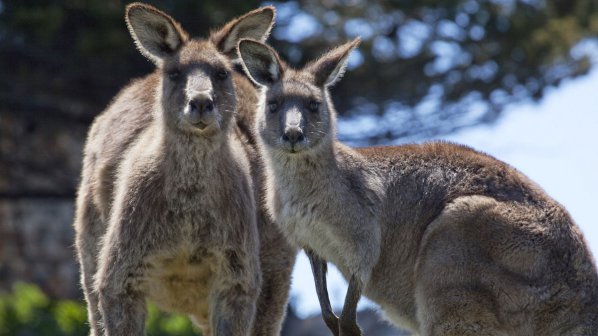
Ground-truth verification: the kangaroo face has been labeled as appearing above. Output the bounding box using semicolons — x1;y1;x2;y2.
259;73;331;153
125;3;276;136
160;42;235;136
239;38;360;154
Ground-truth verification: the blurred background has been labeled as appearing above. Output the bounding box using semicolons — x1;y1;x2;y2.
1;0;597;335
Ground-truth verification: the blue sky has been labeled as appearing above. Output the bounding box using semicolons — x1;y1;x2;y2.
289;67;598;317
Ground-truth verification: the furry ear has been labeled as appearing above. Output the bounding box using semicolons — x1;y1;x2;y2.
125;3;188;65
238;39;283;87
211;6;275;57
307;38;361;87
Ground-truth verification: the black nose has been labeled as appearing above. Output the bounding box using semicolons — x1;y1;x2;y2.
283;127;304;145
188;97;214;115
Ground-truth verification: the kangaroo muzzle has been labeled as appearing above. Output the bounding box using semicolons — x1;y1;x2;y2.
283;126;304;145
282;109;305;147
184;92;215;129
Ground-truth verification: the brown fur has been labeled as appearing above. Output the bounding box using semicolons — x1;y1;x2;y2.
73;4;295;336
239;39;598;335
233;66;297;336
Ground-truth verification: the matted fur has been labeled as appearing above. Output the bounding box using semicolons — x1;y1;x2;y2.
239;40;598;335
73;4;295;336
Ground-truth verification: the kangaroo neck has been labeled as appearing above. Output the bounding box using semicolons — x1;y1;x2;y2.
268;141;359;198
157;122;233;186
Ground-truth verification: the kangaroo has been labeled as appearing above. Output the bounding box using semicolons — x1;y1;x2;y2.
238;38;598;336
73;4;295;335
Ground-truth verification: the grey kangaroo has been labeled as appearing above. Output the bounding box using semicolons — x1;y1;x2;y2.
238;38;598;336
73;4;295;335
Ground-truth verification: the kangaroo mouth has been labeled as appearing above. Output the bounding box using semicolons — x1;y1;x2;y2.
288;144;304;154
182;119;219;135
287;143;298;153
194;121;208;130
187;119;215;132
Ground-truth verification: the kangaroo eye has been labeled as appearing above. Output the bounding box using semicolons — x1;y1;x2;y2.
167;69;181;81
217;69;229;80
268;101;278;113
308;100;321;112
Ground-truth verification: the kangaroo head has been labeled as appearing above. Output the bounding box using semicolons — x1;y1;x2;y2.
125;3;275;136
238;38;360;154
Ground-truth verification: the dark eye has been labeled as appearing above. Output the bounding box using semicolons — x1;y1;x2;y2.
268;101;278;113
217;69;229;80
308;100;321;112
167;69;181;81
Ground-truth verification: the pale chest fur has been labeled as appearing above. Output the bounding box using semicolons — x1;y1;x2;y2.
128;131;252;320
120;175;225;321
141;243;217;320
265;156;383;278
162;135;252;240
274;181;347;270
140;173;247;323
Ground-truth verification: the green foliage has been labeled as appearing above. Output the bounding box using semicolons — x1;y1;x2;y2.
53;300;88;335
0;282;60;336
275;0;598;143
145;303;197;336
0;283;200;336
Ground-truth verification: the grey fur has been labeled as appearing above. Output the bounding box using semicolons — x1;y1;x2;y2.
238;39;598;335
73;4;295;336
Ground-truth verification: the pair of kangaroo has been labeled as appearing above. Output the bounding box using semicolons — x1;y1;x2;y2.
74;3;598;336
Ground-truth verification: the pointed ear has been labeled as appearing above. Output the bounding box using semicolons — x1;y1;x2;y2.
125;3;188;65
237;39;283;87
211;6;276;58
307;38;361;87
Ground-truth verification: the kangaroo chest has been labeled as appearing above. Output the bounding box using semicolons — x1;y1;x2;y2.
140;174;238;317
164;171;236;238
273;182;357;275
141;243;216;317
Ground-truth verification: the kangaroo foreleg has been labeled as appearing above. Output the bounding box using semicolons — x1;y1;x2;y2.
339;274;362;336
306;248;340;336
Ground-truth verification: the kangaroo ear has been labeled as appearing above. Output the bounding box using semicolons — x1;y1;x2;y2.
211;6;276;58
125;3;188;65
307;38;361;87
238;39;283;87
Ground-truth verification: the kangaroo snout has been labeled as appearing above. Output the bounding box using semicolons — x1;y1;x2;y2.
282;126;304;146
185;94;214;128
281;108;305;148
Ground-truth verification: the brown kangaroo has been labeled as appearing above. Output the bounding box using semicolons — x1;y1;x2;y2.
73;4;295;335
238;38;598;336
